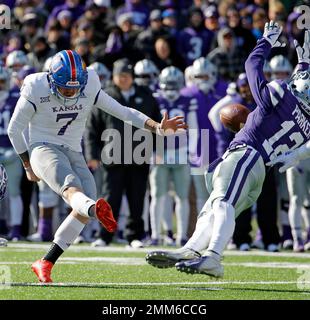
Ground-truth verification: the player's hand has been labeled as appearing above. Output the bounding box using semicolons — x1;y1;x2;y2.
263;21;285;48
266;151;299;173
294;30;310;64
88;159;101;171
25;166;40;182
156;112;188;136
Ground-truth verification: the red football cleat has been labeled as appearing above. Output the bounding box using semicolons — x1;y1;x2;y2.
31;259;54;283
95;198;117;232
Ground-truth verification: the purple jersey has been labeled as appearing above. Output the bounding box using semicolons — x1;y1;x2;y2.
0;87;20;148
177;28;214;66
231;38;310;163
154;92;189;157
182;84;226;167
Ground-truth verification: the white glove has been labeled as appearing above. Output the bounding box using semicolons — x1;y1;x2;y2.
266;151;300;173
294;30;310;64
263;21;286;48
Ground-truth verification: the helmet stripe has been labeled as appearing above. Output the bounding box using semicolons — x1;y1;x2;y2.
66;50;76;81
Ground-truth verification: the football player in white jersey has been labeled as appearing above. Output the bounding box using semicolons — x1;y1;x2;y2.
7;50;187;283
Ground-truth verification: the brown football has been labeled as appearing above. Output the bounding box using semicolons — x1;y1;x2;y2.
219;103;251;133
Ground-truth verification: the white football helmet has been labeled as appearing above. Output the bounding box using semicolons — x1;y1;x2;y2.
6;50;29;72
159;66;184;101
289;70;310;115
263;60;272;81
184;65;194;87
0;63;10;101
42;56;54;72
270;55;293;80
134;59;159;88
89;62;111;89
192;57;217;94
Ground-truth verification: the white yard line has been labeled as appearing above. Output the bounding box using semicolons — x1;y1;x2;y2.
4;243;310;258
7;280;310;287
1;257;310;269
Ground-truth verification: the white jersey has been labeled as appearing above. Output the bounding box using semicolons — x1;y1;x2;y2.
8;68;149;154
20;69;101;152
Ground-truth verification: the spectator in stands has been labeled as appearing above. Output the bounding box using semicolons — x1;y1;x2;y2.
208;27;246;82
116;0;150;29
152;35;185;71
27;35;56;71
226;6;256;56
135;9;170;59
204;6;220;33
177;7;214;66
252;8;268;40
161;8;179;37
46;22;71;52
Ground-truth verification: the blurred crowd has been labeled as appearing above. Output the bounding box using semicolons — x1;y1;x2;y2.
0;0;310;252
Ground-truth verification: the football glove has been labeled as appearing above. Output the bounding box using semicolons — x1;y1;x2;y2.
294;30;310;64
263;21;286;48
266;151;300;173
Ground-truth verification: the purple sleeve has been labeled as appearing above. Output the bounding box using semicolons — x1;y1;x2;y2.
245;38;273;113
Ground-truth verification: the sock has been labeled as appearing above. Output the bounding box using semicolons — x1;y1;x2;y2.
10;225;21;239
175;197;189;243
43;243;64;264
150;195;166;240
9;195;23;226
70;192;95;218
184;211;214;252
53;214;86;251
282;224;293;241
38;217;53;241
207;200;235;256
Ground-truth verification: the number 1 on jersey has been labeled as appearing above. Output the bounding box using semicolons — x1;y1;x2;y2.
56;113;78;135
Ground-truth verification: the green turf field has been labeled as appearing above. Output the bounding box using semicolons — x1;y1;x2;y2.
1;243;310;300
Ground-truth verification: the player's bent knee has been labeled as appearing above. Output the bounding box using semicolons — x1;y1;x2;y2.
71;210;90;224
63;186;83;202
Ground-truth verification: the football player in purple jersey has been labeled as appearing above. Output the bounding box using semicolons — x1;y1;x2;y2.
181;57;227;213
146;23;310;277
0;63;24;241
150;66;191;246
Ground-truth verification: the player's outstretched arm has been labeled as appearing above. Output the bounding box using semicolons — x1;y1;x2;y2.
95;89;187;135
267;140;310;172
7;96;40;182
245;21;285;111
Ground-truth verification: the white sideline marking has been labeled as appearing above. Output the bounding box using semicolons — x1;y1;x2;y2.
9;280;310;287
4;243;310;258
226;262;310;269
1;257;310;269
